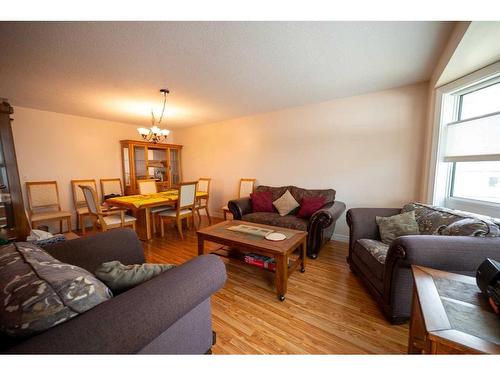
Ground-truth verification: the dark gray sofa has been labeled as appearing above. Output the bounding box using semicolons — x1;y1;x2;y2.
346;205;500;324
1;229;227;354
228;185;346;259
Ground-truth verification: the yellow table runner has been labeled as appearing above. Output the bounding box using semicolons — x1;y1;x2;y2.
107;190;207;209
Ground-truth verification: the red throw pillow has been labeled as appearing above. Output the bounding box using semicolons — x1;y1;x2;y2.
297;196;326;218
250;191;274;213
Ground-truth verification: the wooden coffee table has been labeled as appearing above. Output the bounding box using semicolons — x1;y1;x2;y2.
197;220;307;301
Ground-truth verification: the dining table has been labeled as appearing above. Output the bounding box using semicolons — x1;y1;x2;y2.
106;189;209;241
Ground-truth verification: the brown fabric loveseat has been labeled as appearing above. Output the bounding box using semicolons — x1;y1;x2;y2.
228;185;346;259
346;202;500;324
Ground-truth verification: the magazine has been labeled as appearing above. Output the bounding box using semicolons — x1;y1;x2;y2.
227;224;274;237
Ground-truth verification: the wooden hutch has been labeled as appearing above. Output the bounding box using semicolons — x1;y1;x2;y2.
0;100;30;241
120;140;182;195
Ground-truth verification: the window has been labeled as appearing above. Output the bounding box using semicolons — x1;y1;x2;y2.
459;82;500;120
433;67;500;216
451;161;500;203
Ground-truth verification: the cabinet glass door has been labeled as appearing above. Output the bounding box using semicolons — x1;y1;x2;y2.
122;145;131;188
0;137;12;229
170;148;180;187
133;145;147;186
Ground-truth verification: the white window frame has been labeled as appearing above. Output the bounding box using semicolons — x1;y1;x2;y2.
427;61;500;218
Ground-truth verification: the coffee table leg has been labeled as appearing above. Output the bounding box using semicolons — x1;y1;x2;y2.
197;236;205;256
301;238;307;273
275;254;288;301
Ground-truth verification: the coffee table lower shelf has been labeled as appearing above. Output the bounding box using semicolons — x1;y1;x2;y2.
211;246;305;274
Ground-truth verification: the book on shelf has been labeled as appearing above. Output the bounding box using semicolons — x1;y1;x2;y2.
243;253;279;271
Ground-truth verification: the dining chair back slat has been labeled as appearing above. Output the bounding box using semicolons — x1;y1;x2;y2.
71;179;97;208
179;182;197;209
138;179;157;195
239;178;256;198
26;181;61;211
80;185;100;215
197;178;210;193
100;178;123;199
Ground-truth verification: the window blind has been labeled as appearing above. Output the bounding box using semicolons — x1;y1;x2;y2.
444;111;500;162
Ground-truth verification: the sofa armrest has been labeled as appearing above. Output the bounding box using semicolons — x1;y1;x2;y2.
7;254;227;354
304;201;346;258
309;201;346;230
387;235;500;272
228;197;252;219
43;228;145;273
346;207;401;261
381;235;500;310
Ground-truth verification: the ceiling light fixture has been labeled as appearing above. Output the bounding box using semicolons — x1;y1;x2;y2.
137;88;171;143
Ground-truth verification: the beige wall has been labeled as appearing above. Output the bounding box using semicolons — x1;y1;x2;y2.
10;106;169;231
175;82;428;239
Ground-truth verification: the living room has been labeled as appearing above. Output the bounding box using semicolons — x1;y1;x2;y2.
1;1;499;373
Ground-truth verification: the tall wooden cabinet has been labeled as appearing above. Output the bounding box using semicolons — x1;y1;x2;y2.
120;140;183;195
0;101;30;241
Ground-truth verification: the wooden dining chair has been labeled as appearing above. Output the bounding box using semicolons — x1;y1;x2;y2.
137;179;173;233
71;179;97;235
80;185;136;232
100;178;123;202
222;178;256;220
159;181;197;240
196;177;211;225
26;181;72;233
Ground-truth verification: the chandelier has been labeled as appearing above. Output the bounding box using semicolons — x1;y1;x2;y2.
137;88;171;143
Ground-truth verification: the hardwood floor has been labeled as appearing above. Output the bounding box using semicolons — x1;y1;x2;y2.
142;216;409;354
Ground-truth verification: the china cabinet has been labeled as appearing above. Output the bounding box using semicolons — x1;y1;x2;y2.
120;140;182;195
0;100;30;241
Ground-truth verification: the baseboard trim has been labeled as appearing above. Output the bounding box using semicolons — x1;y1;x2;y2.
332;233;349;243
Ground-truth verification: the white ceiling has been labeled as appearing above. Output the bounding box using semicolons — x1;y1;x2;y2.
0;21;454;128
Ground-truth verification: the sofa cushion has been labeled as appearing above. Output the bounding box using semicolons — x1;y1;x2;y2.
254;185;289;203
297;196;326;218
440;218;498;237
357;239;390;264
289;186;336;207
272;190;300;216
376;211;420;245
353;240;387;282
0;242;112;338
250;190;274;213
402;202;500;237
242;212;308;231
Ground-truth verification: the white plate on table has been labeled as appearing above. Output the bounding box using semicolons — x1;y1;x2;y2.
265;232;286;241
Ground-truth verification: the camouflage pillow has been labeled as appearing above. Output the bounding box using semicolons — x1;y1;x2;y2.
0;242;112;338
441;218;493;237
376;210;420;245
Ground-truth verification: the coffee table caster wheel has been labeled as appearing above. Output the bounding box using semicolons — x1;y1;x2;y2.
300;268;305;273
279;295;285;302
